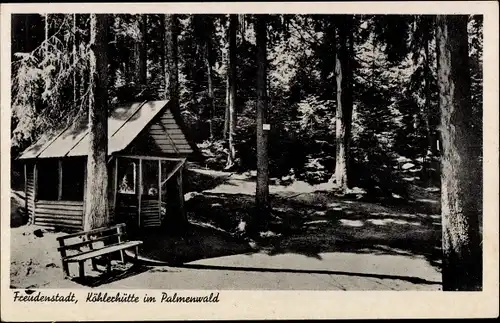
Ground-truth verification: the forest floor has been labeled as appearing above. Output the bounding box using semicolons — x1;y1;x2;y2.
9;167;444;290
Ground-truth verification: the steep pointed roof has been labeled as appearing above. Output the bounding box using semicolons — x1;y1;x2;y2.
18;100;199;159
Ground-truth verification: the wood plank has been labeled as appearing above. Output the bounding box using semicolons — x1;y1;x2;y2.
137;158;142;228
34;210;83;217
65;241;143;262
161;159;186;186
82;160;87;230
58;160;63;200
59;233;120;251
36;200;84;206
33;163;37;220
155;120;181;154
35;218;82;226
24;163;28;217
113;157;118;217
158;159;162;221
35;209;83;217
56;223;126;241
178;164;185;221
116;154;185;161
35;204;84;212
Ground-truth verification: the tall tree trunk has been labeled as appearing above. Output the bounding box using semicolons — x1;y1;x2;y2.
72;14;77;107
223;16;230;140
164;14;179;109
436;15;482;291
205;42;215;140
84;14;109;230
160;17;167;100
255;15;270;226
334;18;353;191
226;14;238;169
44;14;49;58
422;23;434;183
137;14;148;93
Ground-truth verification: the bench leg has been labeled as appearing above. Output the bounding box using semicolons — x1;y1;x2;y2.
78;261;85;279
62;261;70;277
119;250;125;264
135;246;139;261
106;255;112;274
91;259;98;271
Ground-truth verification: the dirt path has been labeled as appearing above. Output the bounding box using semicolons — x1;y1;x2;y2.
10;169;442;290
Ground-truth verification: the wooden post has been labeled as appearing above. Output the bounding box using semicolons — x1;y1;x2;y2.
116;225;125;263
158;159;161;223
78;261;85;279
82;159;87;230
58;160;63;200
33;163;37;221
86;233;98;270
137;159;142;228
113;157;118;220
24;163;28;220
178;164;185;221
58;239;70;277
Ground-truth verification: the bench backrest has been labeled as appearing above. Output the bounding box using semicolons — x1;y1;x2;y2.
57;223;127;253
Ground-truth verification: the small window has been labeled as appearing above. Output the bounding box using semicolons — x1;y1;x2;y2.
118;160;137;194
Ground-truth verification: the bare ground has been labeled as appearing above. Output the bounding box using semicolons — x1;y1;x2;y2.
10;168;443;290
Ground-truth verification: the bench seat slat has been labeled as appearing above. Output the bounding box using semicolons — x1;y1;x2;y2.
64;241;142;262
58;233;121;251
56;223;125;241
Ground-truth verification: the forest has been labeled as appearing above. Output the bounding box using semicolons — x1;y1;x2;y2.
10;13;483;291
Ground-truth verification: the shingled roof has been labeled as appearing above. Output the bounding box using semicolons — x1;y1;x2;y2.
19;100;199;159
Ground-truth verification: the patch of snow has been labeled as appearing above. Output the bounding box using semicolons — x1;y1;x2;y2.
237;220;246;232
304;220;329;225
313;210;326;216
259;231;282;238
402;162;415;170
339;219;364;227
347;187;366;195
367;218;421;226
396;156;412;163
211;203;222;207
184;191;203;201
392;193;403;199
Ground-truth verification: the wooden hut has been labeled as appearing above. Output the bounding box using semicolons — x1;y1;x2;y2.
18;100;200;231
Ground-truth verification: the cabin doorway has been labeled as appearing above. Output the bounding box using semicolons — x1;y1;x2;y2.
113;156;185;231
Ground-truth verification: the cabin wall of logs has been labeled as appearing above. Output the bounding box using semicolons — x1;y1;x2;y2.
24;155;185;232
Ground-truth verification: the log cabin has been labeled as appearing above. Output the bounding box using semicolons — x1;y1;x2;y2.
18;100;200;231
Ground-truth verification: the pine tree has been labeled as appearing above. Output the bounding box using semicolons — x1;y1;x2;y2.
226;14;238;169
436;14;482;291
334;16;353;191
164;14;179;106
84;14;110;230
255;15;270;227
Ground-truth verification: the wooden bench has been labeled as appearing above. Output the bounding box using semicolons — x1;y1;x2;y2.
56;223;143;279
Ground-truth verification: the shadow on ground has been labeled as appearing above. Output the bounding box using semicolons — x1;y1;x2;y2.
181;191;443;271
133;223;253;265
71;264;150;287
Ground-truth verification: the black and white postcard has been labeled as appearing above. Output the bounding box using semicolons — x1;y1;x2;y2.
1;1;498;321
